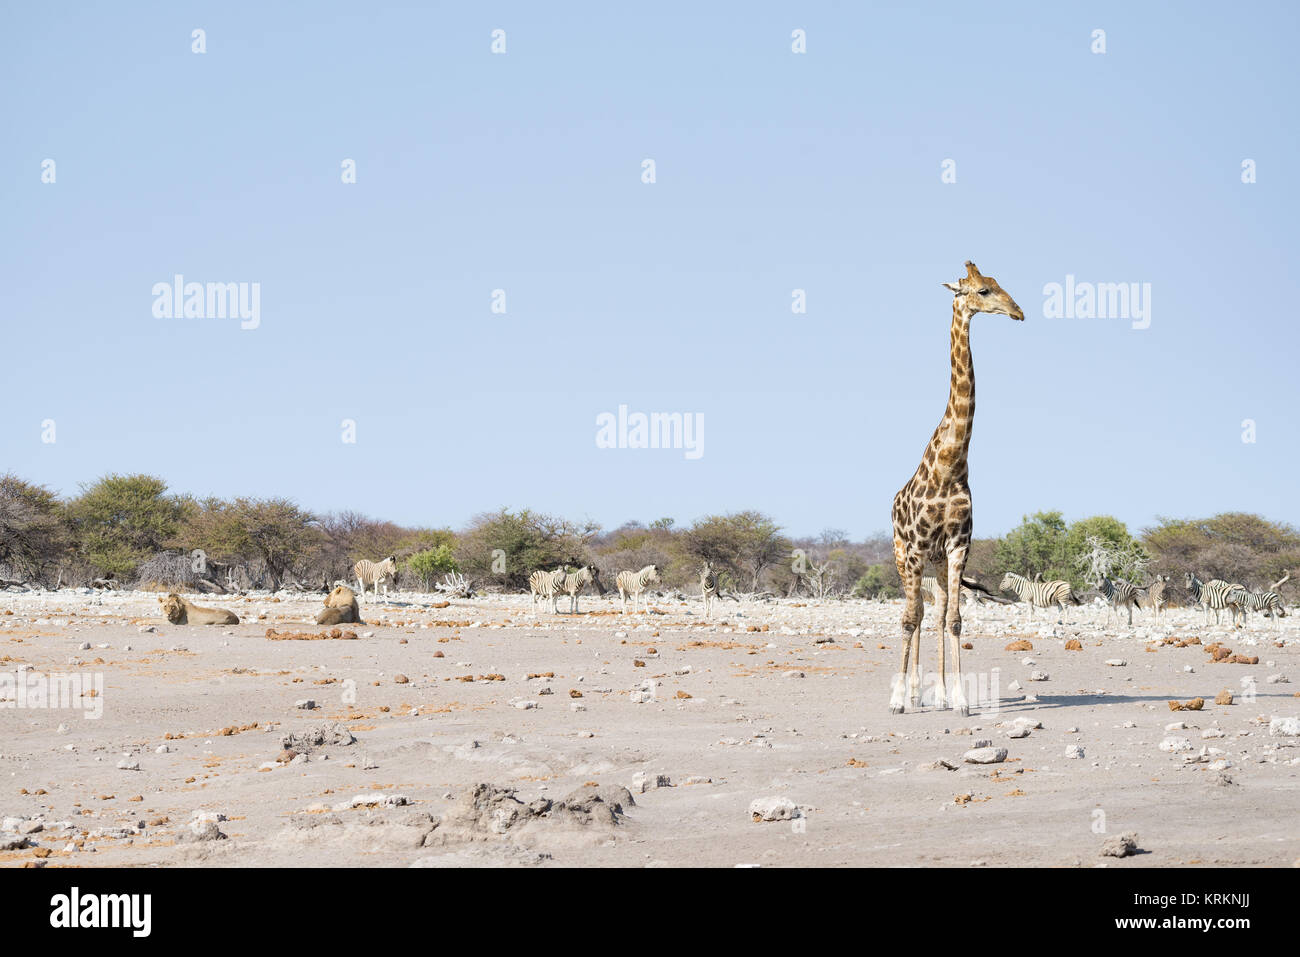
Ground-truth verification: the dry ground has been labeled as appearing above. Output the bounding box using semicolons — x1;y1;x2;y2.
1;587;1298;867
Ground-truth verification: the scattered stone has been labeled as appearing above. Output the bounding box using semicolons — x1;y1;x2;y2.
1100;832;1139;858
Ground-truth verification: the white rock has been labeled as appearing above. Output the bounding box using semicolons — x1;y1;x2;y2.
1268;716;1300;736
1159;736;1193;753
1064;745;1085;759
1105;659;1127;667
963;747;1007;764
748;796;803;822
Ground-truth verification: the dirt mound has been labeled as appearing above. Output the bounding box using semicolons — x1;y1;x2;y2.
281;723;355;754
433;782;634;846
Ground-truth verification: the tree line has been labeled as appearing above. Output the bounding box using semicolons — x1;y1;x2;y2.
1;473;1296;605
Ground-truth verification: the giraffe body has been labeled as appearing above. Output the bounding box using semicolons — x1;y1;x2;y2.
888;262;1023;716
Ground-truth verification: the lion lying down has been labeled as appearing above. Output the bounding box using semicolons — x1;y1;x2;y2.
317;585;364;625
159;593;239;625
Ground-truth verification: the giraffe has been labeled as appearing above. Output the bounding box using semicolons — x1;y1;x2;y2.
889;261;1024;715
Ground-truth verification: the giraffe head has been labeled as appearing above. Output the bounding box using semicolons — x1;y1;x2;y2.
942;261;1024;320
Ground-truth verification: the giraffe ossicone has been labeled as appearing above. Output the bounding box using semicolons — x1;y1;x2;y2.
888;261;1024;716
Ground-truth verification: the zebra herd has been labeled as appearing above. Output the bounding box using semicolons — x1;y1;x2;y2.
356;551;1291;630
528;565;603;614
1184;572;1287;628
527;563;664;615
527;562;725;616
987;569;1288;629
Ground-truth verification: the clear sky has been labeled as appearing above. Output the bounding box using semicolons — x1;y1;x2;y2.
3;1;1298;540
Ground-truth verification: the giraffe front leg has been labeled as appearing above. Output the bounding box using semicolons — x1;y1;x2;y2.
945;553;969;716
890;560;924;714
932;566;949;709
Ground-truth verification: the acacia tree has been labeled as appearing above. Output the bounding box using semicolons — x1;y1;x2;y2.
65;474;185;580
0;474;66;582
456;508;598;590
682;511;787;592
181;497;323;589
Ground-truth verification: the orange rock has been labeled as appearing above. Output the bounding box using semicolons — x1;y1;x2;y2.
1004;640;1033;651
1064;639;1082;651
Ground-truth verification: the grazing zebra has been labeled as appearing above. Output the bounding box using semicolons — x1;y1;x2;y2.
529;567;566;614
1184;573;1247;627
700;562;718;617
1141;574;1170;616
1237;587;1287;627
558;565;602;613
616;564;659;615
354;556;397;602
999;572;1077;617
1098;576;1146;626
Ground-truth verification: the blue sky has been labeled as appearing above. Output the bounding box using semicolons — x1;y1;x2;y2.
3;1;1298;539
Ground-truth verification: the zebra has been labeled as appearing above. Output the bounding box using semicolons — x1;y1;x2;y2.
1184;573;1247;627
999;572;1077;617
558;565;602;613
1097;576;1147;626
354;556;397;603
1141;574;1170;616
700;562;718;617
529;567;566;614
616;564;659;615
1237;587;1286;627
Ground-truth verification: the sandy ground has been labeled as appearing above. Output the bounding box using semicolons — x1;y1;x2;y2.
1;586;1298;868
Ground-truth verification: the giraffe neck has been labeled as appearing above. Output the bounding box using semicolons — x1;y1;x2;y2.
930;300;975;483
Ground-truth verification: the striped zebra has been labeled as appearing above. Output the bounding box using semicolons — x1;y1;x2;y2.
999;572;1077;617
354;556;397;603
1237;587;1286;627
1098;576;1146;626
558;566;602;613
529;567;566;614
616;564;659;615
1184;573;1247;627
700;562;718;617
1141;575;1170;616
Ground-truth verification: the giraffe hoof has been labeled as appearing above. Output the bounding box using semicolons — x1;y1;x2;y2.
953;705;970;717
889;704;905;715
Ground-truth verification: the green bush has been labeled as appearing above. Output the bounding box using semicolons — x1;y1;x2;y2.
405;544;459;590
